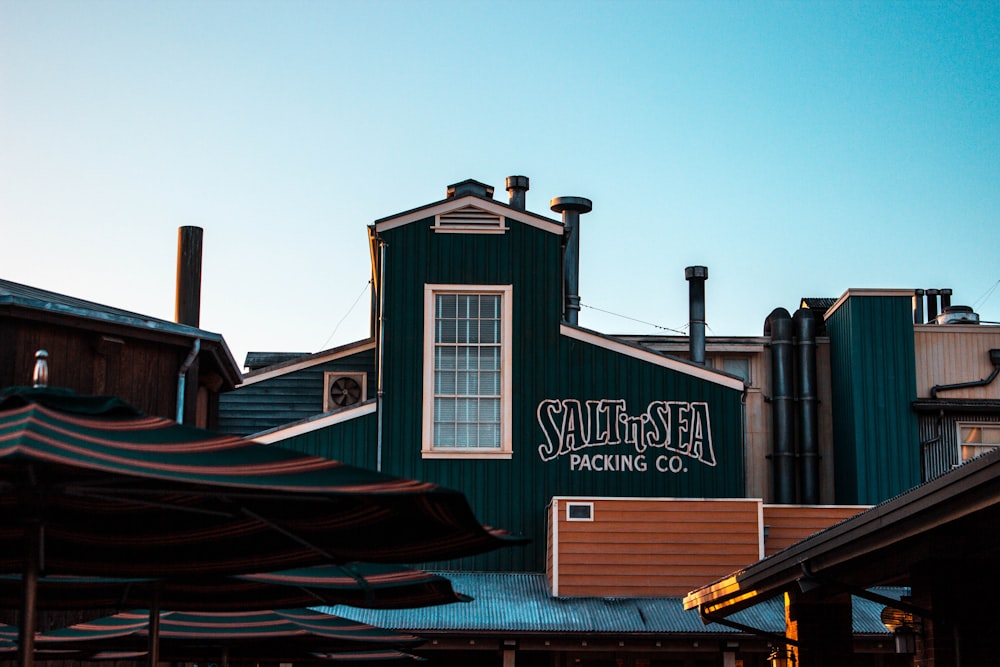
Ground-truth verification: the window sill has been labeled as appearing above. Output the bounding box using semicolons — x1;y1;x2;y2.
421;450;513;460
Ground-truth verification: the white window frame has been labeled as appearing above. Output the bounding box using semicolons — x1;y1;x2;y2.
565;501;594;522
422;284;513;459
956;422;1000;462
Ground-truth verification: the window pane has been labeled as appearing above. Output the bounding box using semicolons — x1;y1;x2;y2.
480;319;499;343
481;295;500;318
480;371;500;395
437;294;456;319
436;347;456;370
435;370;456;394
480;347;500;370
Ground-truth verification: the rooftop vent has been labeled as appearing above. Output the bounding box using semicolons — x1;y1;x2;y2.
936;306;980;325
446;179;494;200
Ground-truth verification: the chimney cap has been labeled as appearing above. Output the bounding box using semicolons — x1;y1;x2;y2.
550;196;592;214
685;265;709;280
506;175;529;190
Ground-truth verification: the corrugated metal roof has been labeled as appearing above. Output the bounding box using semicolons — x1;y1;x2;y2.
317;572;897;636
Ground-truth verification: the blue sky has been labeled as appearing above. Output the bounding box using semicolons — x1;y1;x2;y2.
2;0;998;370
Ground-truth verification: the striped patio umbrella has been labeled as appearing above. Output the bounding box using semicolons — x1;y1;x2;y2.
0;563;471;611
0;622;15;654
34;608;422;664
0;384;523;667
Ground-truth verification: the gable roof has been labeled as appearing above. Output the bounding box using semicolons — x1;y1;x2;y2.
374;194;564;235
238;339;376;387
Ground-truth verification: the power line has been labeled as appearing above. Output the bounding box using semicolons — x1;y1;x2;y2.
972;279;1000;311
581;303;688;335
319;280;370;351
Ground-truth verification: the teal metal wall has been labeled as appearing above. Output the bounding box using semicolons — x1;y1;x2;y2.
826;294;920;504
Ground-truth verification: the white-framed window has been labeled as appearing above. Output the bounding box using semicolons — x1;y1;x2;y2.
422;284;513;458
957;423;1000;462
565;501;594;522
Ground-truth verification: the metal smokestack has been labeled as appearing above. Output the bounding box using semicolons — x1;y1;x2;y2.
926;289;940;324
551;196;593;325
685;266;708;365
913;289;925;324
941;288;952;310
175;226;203;327
506;175;529;211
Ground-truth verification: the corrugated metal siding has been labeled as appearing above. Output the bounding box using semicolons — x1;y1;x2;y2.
318;572;900;636
920;412;1000;480
553;499;761;597
826;295;920;504
274;409;380;469
367;215;746;573
218;349;375;436
914;326;1000;400
761;505;869;556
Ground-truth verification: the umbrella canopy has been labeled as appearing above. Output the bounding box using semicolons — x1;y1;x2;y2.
0;563;471;611
2;384;522;667
0;386;524;576
35;608;422;661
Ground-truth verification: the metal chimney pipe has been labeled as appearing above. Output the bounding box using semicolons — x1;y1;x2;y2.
551;196;593;325
766;307;796;505
506;175;529;211
913;289;925;324
940;288;952;310
685;266;708;365
794;308;819;504
175;226;203;327
926;289;940;324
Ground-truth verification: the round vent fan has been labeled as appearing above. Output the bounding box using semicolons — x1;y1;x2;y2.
329;376;363;407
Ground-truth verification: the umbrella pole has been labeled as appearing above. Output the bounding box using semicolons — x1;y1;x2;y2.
148;585;161;667
18;521;40;667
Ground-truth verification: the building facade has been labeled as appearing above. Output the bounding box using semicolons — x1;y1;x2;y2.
219;177;1000;667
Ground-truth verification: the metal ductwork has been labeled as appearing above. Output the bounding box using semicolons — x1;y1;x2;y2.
551;196;593;325
685;266;708;365
794;308;819;504
765;307;796;504
506;175;529;211
930;349;1000;398
175;226;203;327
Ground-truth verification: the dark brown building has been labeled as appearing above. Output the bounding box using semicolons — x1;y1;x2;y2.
0;278;241;428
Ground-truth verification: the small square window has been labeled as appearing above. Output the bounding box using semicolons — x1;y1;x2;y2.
566;502;594;521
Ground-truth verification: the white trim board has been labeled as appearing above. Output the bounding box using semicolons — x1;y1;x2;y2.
560;325;746;391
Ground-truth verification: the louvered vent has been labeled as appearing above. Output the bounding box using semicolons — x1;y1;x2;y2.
433;206;507;233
